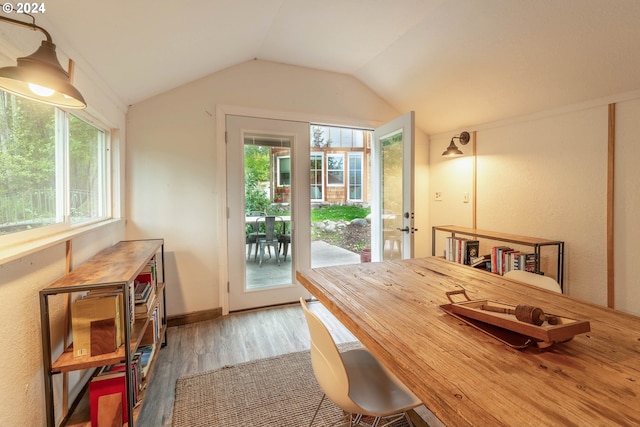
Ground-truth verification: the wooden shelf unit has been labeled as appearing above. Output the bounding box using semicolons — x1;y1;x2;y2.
432;225;564;290
39;239;167;427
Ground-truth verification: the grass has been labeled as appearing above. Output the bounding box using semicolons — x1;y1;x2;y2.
311;205;370;222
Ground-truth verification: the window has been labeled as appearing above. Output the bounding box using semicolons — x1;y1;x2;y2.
277;156;290;186
310;153;323;200
0;90;109;239
348;153;363;201
327;153;344;186
310;125;366;148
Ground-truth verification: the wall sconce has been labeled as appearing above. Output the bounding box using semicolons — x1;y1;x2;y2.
442;131;470;157
0;15;86;109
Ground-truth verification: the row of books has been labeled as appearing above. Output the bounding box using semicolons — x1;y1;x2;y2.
443;237;538;275
444;237;484;266
491;246;536;275
88;343;156;426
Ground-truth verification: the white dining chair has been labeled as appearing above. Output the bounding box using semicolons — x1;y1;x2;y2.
504;270;562;293
300;298;421;427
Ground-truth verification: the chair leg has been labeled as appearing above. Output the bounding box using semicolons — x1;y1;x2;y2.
259;242;265;267
308;394;325;427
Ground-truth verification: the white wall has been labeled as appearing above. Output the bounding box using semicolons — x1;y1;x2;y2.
126;59;406;316
613;99;640;315
430;99;639;315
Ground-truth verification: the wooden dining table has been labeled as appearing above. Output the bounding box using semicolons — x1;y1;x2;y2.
296;257;640;427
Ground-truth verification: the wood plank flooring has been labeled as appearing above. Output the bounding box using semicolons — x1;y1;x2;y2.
70;301;442;426
137;301;358;426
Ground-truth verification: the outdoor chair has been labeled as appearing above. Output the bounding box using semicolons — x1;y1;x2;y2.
257;216;283;267
246;211;266;260
278;220;291;261
300;298;421;427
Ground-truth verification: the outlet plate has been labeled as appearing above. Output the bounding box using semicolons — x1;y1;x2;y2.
435;192;442;201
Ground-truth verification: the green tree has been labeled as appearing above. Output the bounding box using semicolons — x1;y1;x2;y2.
244;145;270;213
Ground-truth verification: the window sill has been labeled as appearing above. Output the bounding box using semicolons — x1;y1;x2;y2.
0;218;124;266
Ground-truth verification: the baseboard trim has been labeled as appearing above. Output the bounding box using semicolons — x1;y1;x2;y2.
167;307;223;327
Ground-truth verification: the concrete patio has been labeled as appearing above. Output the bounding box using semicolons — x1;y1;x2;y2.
246;240;362;289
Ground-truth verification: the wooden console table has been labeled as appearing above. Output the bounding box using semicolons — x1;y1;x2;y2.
432;225;564;289
297;258;640;427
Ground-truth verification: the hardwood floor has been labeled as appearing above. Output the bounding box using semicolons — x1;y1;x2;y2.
137;301;358;426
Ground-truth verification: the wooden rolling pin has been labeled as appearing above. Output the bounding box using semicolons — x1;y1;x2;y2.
481;304;559;326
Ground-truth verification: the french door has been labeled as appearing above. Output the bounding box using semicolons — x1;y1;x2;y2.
371;112;415;261
226;115;311;311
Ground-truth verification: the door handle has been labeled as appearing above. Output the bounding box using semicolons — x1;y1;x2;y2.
397;227;419;234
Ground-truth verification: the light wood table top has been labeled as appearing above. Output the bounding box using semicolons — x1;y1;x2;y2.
296;257;640;427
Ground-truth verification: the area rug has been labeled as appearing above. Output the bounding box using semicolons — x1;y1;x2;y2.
172;342;412;427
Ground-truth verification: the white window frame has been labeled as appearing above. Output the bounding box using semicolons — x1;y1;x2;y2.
0;96;112;251
348;152;364;202
310;152;324;201
326;153;345;187
276;155;291;186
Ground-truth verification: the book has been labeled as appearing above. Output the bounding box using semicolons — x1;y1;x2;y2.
97;392;123;427
465;240;480;265
135;291;156;319
134;281;152;303
89;370;128;426
90;318;117;356
72;294;122;357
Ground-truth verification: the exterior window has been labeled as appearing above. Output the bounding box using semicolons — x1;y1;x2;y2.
69;115;107;223
277;156;290;186
310;154;323;200
0;90;109;239
327;153;344;186
348;153;363;201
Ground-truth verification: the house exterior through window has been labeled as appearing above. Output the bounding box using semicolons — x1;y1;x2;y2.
310;125;371;205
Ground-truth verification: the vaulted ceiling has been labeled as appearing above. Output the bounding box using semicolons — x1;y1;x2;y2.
7;0;640;134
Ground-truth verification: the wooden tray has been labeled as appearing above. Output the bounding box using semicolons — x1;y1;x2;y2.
442;290;590;348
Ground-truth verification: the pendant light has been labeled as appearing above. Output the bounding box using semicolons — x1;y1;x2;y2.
0;15;86;109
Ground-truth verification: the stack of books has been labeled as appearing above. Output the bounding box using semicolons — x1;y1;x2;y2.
134;261;157;319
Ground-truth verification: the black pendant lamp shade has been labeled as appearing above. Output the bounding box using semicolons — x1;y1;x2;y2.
0;16;86;109
442;131;470;157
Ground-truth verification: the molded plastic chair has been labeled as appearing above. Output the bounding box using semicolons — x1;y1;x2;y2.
300;298;421;427
504;270;562;293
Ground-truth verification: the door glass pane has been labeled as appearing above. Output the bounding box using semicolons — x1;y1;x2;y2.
244;137;292;290
381;130;403;260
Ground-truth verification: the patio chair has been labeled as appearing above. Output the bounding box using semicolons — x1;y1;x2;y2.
246;211;266;260
257;216;283;267
278;220;291;261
